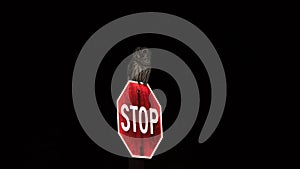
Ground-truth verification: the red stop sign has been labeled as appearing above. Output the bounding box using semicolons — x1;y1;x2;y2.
117;80;163;159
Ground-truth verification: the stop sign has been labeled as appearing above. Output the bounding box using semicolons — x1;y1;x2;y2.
117;80;163;159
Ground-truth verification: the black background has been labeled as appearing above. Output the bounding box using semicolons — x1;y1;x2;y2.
20;4;292;169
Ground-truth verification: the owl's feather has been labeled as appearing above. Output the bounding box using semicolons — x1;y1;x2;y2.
127;47;151;84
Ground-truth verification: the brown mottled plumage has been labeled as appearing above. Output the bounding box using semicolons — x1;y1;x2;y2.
127;47;151;85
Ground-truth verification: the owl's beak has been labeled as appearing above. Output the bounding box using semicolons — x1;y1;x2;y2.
143;58;150;64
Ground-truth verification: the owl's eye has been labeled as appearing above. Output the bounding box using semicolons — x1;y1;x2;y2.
142;49;148;55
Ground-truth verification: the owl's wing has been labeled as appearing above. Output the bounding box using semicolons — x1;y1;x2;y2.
127;60;133;80
144;68;151;85
127;60;140;81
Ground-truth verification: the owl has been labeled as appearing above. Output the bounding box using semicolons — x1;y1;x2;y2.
127;47;151;85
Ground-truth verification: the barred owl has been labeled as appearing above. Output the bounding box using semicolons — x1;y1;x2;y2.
127;47;151;85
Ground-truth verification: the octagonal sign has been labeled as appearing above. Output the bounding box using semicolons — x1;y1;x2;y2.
117;80;163;159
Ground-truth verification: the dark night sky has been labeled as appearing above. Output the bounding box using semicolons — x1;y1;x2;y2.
20;3;293;169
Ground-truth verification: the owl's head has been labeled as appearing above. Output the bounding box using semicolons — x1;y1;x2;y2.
133;47;151;65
